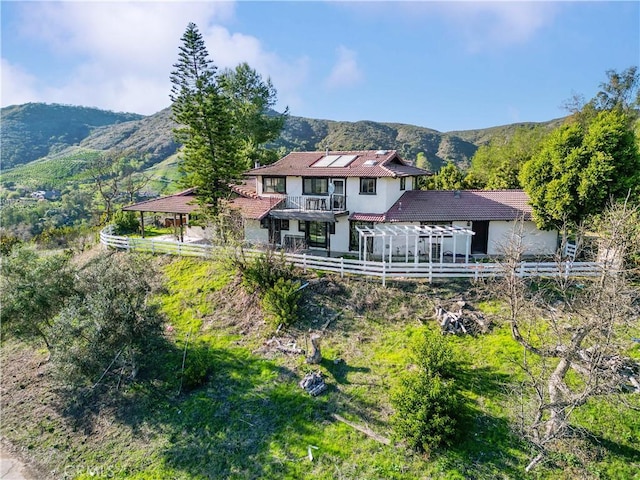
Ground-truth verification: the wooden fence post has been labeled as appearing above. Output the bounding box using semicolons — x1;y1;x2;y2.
382;261;386;287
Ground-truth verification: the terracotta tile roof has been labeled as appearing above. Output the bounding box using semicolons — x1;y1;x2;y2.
349;213;387;222
230;178;259;199
226;196;283;220
246;150;430;178
122;188;201;214
385;190;533;222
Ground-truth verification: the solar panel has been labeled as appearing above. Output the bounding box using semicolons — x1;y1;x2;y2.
331;154;358;167
312;155;340;167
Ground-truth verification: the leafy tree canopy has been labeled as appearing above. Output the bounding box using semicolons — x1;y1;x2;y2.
521;108;640;229
468;126;548;189
170;22;242;215
423;162;468;190
219;62;288;167
520;68;640;230
170;24;287;215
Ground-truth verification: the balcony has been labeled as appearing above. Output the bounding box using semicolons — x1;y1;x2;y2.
278;194;346;212
268;194;347;223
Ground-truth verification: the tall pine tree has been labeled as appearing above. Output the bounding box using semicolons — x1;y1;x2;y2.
170;23;242;215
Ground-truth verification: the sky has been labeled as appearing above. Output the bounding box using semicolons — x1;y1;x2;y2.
1;1;638;132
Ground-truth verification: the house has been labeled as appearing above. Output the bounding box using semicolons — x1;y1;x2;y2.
378;189;559;260
230;150;430;254
230;150;559;259
121;149;559;261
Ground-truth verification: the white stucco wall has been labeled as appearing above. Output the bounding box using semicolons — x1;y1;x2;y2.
244;219;269;246
347;220;558;260
487;221;558;256
344;177;405;213
331;216;351;253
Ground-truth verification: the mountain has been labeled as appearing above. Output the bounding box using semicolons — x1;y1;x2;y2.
0;103;561;193
0;103;143;169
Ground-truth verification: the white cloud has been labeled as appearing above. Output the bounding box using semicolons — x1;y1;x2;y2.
325;46;363;89
204;26;310;112
1;59;41;106
437;2;559;52
3;1;306;114
336;1;558;52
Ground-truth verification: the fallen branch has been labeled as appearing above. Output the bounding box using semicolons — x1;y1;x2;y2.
321;311;341;331
331;413;391;445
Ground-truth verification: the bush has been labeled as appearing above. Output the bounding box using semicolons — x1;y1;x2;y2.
261;278;302;328
391;330;464;453
181;341;213;391
0;232;21;256
236;250;295;294
113;210;140;234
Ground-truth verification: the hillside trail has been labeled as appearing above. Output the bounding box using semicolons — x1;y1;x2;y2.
0;442;38;480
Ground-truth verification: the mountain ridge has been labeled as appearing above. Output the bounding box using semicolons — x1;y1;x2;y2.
1;103;562;193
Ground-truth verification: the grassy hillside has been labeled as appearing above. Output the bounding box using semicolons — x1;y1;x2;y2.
1;103;562;181
1;252;637;479
0;103;143;169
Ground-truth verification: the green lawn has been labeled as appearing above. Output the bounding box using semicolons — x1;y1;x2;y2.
1;256;638;479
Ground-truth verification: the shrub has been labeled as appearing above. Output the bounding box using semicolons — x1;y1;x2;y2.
0;232;21;256
391;329;464;453
113;210;140;234
261;277;302;328
181;341;213;391
236;250;295;294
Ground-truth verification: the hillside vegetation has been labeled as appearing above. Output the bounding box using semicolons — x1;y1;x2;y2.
0;103;143;169
1;102;560;184
1;249;638;479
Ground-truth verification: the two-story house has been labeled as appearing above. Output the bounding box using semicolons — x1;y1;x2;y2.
122;149;559;260
231;150;431;254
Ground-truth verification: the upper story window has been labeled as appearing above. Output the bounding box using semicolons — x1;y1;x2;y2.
303;177;329;195
360;177;377;195
263;176;286;194
400;177;406;191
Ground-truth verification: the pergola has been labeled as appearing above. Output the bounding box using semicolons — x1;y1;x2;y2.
122;189;200;242
355;224;475;264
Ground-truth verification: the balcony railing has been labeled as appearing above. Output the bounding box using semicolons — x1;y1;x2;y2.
276;194;346;211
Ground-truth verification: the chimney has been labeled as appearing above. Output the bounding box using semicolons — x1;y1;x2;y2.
325;147;329;156
454;190;461;199
254;161;260;169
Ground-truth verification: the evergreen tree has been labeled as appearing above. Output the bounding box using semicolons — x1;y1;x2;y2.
170;23;242;215
219;63;288;167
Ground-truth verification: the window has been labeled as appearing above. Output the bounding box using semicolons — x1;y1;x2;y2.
303;177;329;195
349;221;374;251
359;178;376;195
263;176;286;193
298;221;306;232
280;219;289;231
400;177;406;191
307;222;328;248
329;222;336;235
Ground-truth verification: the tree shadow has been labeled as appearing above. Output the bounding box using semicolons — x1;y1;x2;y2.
444;363;526;477
321;357;371;385
583;432;640;463
52;338;325;479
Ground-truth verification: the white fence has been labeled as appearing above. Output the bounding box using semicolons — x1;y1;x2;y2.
100;227;603;285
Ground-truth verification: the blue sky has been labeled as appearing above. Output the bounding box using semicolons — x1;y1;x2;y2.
1;1;638;132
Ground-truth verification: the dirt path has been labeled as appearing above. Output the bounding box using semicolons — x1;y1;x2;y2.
0;442;40;480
